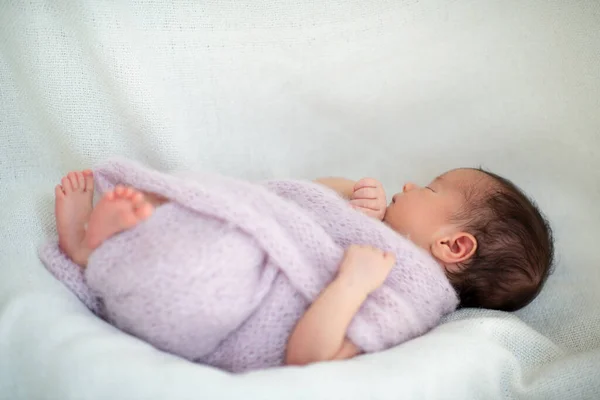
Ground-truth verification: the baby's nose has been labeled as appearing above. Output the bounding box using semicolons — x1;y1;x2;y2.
403;182;418;193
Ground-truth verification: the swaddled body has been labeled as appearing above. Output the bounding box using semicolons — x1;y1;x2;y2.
40;159;459;372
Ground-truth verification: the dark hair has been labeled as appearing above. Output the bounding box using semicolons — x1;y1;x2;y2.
447;169;555;311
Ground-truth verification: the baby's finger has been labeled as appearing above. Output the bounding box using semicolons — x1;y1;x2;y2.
350;198;380;211
353;187;378;200
354;178;380;191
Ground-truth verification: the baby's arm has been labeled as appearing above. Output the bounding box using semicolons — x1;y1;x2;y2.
285;269;363;365
314;177;356;199
285;245;395;366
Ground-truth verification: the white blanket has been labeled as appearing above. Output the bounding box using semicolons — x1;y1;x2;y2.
1;1;599;399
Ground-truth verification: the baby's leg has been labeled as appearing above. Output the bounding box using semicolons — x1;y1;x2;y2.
55;170;155;267
84;185;154;255
55;170;95;266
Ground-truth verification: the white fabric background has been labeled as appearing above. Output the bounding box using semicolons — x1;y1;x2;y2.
1;1;599;399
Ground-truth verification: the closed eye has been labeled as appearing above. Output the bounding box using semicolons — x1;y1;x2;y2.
426;186;436;193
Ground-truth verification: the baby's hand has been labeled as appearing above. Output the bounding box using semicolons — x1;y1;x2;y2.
338;244;396;295
350;178;387;220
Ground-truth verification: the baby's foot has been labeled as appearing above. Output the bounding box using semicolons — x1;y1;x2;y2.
85;185;154;251
55;170;95;266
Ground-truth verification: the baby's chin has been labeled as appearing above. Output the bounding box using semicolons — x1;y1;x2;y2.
382;213;393;229
382;208;392;224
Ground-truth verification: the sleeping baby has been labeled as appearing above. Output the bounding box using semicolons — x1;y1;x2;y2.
39;158;554;372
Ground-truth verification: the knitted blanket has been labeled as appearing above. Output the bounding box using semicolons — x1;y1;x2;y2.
39;159;458;372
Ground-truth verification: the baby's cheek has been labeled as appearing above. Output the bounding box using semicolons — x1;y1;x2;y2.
384;206;408;232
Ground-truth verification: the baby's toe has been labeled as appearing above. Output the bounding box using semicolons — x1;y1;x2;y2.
130;191;145;206
114;185;126;197
122;187;134;198
68;172;80;190
55;185;65;199
103;191;116;201
75;171;85;190
135;203;153;220
61;176;73;193
84;171;94;192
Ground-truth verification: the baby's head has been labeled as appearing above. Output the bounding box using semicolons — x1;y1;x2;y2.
385;168;554;311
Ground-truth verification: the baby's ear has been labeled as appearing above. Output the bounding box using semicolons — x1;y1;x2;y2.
431;231;477;272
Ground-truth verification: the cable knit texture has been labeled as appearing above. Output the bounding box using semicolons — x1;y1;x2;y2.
39;158;458;372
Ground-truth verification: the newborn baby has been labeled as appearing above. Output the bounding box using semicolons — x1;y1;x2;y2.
48;164;554;368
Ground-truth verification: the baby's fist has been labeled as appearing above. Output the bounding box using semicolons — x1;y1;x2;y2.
338;244;396;295
350;178;387;220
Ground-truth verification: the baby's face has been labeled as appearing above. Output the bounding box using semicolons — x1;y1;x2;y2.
384;169;485;250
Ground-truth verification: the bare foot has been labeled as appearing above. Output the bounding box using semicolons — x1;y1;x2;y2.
85;185;154;252
55;170;95;266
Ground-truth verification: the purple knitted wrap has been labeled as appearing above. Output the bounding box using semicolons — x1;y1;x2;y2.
39;158;458;372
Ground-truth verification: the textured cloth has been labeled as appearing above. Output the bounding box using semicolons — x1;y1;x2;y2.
2;0;600;399
39;158;458;372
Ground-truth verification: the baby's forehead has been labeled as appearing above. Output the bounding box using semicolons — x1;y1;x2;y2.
436;168;495;193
